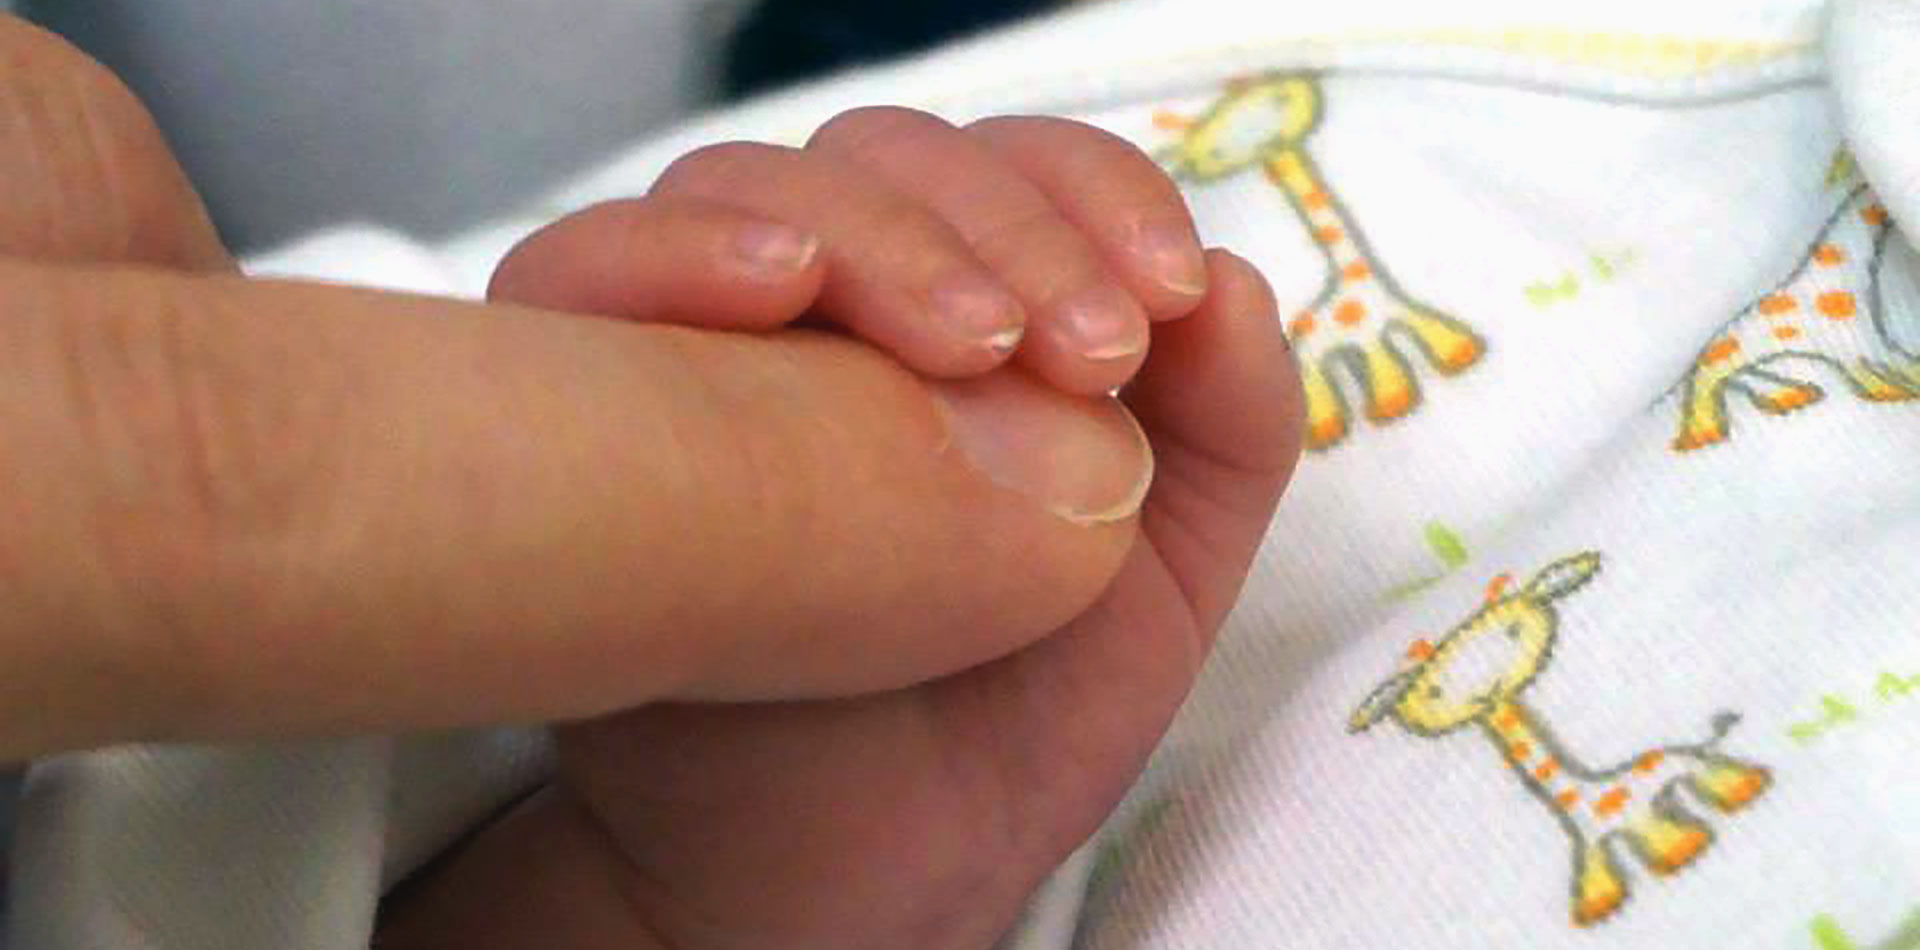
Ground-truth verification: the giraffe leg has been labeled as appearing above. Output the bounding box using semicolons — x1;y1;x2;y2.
1735;370;1820;418
1734;367;1825;416
1846;360;1920;401
1396;308;1485;374
1890;359;1920;391
1359;340;1420;422
1628;803;1713;876
1692;758;1771;813
1297;353;1349;450
1673;363;1736;451
1572;838;1629;926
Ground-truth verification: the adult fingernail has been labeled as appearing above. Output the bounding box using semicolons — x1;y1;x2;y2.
730;222;821;278
1132;220;1207;298
931;274;1025;354
1056;287;1148;361
931;373;1153;525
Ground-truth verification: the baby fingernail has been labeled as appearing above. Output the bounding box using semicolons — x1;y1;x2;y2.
1057;289;1148;361
731;222;820;277
931;373;1153;526
1133;221;1207;297
932;275;1025;353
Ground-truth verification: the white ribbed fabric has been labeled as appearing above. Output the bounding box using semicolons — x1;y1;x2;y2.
10;1;1917;948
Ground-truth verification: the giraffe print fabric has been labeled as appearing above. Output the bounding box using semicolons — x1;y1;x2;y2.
1672;184;1917;451
1348;554;1774;927
980;3;1920;947
1153;76;1486;451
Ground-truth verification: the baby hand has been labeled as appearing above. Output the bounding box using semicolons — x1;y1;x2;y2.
381;110;1300;950
488;108;1211;395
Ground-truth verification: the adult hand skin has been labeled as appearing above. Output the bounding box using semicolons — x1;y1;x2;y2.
0;17;1152;761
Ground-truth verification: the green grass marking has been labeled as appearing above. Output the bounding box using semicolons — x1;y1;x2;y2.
1424;522;1468;569
1384;522;1470;602
1807;907;1920;950
1813;914;1859;950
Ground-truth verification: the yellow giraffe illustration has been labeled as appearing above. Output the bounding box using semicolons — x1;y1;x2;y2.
1351;553;1771;926
1672;166;1920;450
1154;74;1485;451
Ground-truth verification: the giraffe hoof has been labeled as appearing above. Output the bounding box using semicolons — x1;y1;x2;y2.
1307;415;1347;450
1573;893;1625;927
1434;337;1483;373
1709;768;1771;812
1672;429;1725;452
1366;387;1416;421
1762;389;1818;413
1649;828;1711;875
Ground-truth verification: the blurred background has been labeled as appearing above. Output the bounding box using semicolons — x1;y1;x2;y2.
16;0;1076;252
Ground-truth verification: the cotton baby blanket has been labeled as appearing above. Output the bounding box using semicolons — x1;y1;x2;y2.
11;1;1917;947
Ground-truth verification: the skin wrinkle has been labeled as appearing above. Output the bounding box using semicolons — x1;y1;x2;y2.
0;25;227;270
67;68;137;261
643;328;817;676
554;787;686;950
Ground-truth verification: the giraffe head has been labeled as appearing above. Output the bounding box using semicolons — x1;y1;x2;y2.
1153;74;1322;183
1349;552;1602;737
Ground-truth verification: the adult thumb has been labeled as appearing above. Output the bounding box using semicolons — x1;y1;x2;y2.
0;261;1149;758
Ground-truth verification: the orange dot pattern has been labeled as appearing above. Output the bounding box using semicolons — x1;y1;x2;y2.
1701;338;1741;366
1484;573;1514;604
1334;300;1367;326
1813;244;1845;266
1633;751;1665;774
1594;787;1632;818
1556;789;1581;810
1757;293;1796;316
1532;759;1559;781
1817;291;1857;319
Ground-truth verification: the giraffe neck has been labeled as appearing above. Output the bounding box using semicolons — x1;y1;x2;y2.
1264;148;1376;281
1478;699;1581;797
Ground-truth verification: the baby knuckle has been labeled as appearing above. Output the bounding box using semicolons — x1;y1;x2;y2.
653;141;793;195
809;105;952;154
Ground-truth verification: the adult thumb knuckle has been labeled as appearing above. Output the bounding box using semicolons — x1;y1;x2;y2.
0;18;222;266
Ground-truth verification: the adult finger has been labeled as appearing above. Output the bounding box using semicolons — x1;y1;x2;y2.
809;107;1149;395
969;116;1207;322
0;260;1151;759
0;16;229;270
652;141;1027;377
488;196;826;330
